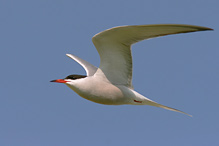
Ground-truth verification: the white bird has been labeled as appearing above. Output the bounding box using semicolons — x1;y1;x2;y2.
51;24;212;116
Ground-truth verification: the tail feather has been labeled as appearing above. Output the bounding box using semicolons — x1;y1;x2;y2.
147;100;192;117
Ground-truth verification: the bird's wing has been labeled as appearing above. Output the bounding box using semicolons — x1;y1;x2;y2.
66;54;98;76
92;24;212;88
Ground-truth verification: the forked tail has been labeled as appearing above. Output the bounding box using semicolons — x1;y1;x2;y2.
147;100;192;117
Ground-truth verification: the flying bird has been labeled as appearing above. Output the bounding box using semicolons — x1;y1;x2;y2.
51;24;213;116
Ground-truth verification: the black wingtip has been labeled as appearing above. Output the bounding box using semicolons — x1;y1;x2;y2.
204;27;214;31
199;26;214;31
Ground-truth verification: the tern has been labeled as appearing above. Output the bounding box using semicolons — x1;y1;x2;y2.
51;24;212;116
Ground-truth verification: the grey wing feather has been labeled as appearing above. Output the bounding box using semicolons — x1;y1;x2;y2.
92;24;212;88
66;54;98;76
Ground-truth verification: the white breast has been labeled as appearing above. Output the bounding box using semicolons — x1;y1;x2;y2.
66;76;132;105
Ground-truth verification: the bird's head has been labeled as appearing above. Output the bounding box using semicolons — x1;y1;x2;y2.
50;74;87;83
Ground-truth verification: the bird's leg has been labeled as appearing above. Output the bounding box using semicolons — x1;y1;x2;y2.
134;100;142;103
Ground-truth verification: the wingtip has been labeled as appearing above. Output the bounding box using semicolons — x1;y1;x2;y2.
66;53;73;59
195;25;213;31
202;27;214;31
66;53;71;57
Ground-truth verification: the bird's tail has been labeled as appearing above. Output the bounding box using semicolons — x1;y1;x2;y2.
146;100;192;117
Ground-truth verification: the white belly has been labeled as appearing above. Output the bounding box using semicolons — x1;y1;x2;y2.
66;77;133;105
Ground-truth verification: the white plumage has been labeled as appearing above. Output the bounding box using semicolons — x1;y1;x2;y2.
51;24;213;116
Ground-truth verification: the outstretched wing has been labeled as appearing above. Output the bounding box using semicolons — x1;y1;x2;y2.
66;54;98;76
92;24;212;88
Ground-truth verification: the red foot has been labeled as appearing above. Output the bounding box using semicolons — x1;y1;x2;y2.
134;100;142;103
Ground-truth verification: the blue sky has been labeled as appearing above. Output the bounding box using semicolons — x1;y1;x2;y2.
0;0;218;145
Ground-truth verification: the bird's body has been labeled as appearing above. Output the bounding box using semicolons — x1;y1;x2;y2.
65;72;146;105
51;24;212;116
